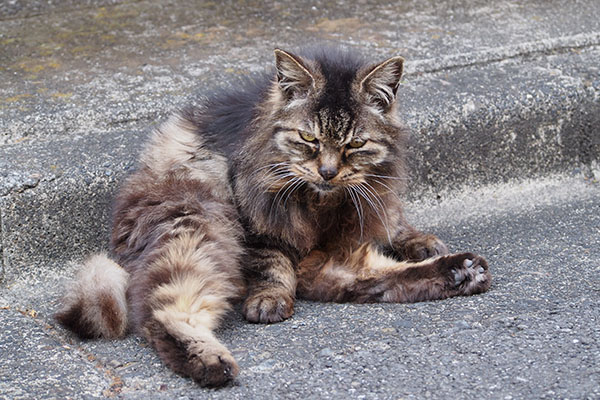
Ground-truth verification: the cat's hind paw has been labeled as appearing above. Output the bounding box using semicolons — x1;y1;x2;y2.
185;340;239;387
145;319;239;387
442;253;491;295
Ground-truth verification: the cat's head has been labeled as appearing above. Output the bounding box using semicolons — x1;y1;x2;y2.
264;47;406;195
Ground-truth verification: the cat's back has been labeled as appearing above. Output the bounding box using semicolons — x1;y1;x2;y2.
181;72;273;158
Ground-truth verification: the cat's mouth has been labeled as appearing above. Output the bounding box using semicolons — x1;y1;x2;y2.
311;181;337;192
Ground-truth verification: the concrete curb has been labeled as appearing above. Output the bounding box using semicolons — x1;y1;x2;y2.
1;42;599;283
406;31;600;74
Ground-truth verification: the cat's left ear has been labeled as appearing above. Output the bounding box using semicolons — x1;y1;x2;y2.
359;56;404;112
274;49;315;97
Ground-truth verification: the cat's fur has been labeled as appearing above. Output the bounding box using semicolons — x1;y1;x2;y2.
56;47;491;387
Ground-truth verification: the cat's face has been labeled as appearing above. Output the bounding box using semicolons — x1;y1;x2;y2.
267;49;404;195
273;109;392;193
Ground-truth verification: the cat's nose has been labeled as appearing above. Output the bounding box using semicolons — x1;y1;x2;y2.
318;165;338;181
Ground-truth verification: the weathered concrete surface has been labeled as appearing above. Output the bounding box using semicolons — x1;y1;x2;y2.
2;0;600;145
0;0;600;143
0;130;144;282
1;173;599;399
0;308;114;399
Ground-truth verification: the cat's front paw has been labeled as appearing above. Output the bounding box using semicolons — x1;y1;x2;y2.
403;234;449;261
440;252;491;295
243;289;294;324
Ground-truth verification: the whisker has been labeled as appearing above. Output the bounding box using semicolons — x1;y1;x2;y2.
354;183;393;246
364;173;408;181
263;172;297;190
283;178;305;209
278;177;301;206
362;181;391;221
265;172;296;182
268;175;300;222
346;187;364;242
264;167;293;180
372;178;404;204
245;162;292;214
361;181;395;243
256;162;290;173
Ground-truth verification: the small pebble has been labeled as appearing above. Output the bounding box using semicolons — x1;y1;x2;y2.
454;320;471;330
318;347;334;357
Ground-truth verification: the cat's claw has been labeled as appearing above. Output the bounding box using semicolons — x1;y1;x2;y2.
451;269;462;286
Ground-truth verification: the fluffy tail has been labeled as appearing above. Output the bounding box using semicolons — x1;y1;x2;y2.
55;253;129;339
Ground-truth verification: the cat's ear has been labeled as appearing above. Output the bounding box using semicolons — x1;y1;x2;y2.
274;49;315;97
359;56;404;112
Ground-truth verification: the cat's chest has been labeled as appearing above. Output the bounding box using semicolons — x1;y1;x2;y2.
297;203;366;249
256;192;389;254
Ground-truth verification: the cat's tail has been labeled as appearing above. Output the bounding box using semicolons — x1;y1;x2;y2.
55;253;129;339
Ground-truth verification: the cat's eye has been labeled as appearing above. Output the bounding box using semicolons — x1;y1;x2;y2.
348;138;366;148
299;130;317;142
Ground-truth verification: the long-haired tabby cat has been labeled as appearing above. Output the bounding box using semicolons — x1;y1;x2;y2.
56;46;491;387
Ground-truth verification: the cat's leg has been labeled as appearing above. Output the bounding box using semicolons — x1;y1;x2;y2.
127;230;244;387
383;210;449;261
242;246;297;323
112;176;244;385
389;228;449;261
297;244;490;303
107;114;245;386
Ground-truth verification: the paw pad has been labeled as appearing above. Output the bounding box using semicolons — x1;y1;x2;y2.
450;255;489;289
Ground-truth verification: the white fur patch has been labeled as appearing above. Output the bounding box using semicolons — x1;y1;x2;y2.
140;115;200;175
148;231;241;332
140;114;232;200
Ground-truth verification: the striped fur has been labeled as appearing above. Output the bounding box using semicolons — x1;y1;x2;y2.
57;46;491;387
58;116;244;386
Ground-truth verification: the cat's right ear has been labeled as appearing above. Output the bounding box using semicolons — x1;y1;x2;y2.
274;49;315;97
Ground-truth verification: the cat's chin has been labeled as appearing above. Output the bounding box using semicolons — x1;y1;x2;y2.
310;182;340;194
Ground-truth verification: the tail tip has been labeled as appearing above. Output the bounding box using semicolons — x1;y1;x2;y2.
56;253;129;339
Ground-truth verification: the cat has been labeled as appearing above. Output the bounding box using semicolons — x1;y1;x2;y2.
55;46;491;387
